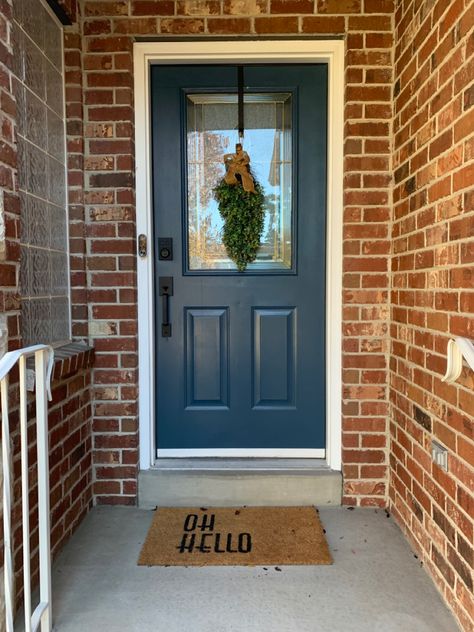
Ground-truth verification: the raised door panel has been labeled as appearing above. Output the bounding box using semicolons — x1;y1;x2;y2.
185;308;229;409
252;308;296;409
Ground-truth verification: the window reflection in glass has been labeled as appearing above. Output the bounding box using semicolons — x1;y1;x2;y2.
186;93;293;271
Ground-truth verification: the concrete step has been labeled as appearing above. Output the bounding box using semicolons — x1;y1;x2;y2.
138;459;342;508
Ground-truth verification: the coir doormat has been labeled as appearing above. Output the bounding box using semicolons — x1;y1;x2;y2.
138;506;332;567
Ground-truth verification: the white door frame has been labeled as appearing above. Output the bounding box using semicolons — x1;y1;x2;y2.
134;40;344;470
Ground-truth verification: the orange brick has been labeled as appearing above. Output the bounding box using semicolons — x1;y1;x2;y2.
131;0;175;15
113;18;159;33
161;17;205;33
178;0;220;14
301;16;346;32
270;0;313;13
254;16;299;32
318;0;361;13
85;1;128;16
207;17;251;32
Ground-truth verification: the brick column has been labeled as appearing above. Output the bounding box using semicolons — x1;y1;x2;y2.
82;21;139;503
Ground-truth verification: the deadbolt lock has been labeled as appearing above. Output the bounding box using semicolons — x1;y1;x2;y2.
158;237;173;261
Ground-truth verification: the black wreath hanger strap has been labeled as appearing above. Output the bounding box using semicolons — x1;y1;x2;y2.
213;65;265;271
238;65;244;142
222;65;256;194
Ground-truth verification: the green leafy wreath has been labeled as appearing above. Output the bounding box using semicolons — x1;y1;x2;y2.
214;174;265;272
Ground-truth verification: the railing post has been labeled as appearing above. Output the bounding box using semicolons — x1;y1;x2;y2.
1;376;14;632
19;356;32;632
0;345;54;632
35;349;52;632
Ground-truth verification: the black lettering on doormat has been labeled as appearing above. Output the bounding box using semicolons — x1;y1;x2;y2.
214;533;225;553
198;513;215;532
183;514;198;532
177;512;252;554
226;533;237;553
177;533;196;553
238;533;252;553
183;513;216;532
198;533;213;553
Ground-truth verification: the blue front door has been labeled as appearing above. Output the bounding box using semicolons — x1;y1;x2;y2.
152;64;327;455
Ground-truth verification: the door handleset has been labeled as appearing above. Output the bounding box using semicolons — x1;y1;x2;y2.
159;276;173;337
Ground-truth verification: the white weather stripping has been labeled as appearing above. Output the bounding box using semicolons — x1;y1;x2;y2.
442;337;474;383
0;345;54;632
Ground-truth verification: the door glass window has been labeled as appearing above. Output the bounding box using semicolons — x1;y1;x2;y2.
186;93;293;272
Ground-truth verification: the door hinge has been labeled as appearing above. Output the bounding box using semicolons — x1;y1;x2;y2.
138;234;147;257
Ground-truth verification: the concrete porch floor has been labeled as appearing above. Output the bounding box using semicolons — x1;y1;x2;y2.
24;506;458;631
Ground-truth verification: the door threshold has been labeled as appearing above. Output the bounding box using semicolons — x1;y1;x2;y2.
151;458;330;472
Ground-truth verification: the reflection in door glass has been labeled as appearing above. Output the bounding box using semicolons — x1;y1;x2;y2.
186;93;293;271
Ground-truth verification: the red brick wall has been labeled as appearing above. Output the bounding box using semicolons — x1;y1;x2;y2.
12;352;94;605
80;0;139;504
390;1;474;630
0;0;94;608
78;0;393;508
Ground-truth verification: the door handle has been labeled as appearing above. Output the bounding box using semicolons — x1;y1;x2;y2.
159;277;173;337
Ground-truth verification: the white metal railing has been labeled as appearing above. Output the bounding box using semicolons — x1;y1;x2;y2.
442;337;474;384
0;345;54;632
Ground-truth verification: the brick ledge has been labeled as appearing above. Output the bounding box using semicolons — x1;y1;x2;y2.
51;343;94;381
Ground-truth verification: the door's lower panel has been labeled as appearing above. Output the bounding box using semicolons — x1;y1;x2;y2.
185;308;229;409
252;307;296;409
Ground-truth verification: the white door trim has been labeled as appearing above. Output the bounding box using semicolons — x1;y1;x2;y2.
134;40;344;471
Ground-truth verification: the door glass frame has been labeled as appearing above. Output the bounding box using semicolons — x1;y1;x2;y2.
181;86;298;276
